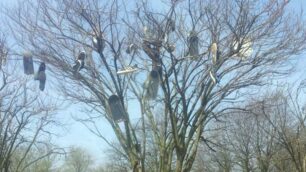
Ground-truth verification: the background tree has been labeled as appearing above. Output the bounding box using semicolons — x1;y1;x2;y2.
62;146;93;172
249;89;306;172
191;86;306;172
17;144;62;172
4;0;306;171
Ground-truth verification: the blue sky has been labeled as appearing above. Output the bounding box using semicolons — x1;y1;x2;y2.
1;0;306;165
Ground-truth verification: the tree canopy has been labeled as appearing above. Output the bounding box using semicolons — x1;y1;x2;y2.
1;0;306;171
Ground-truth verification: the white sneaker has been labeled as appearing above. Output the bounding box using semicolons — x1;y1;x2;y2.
209;70;216;84
117;65;139;75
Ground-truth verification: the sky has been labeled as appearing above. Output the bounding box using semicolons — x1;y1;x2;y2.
0;0;306;165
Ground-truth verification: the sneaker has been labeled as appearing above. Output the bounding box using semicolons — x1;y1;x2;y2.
209;70;217;84
117;65;139;75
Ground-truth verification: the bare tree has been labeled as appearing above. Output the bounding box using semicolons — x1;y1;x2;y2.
4;0;306;171
217;104;279;172
211;88;306;172
16;143;62;172
62;146;93;172
0;34;63;172
251;89;306;172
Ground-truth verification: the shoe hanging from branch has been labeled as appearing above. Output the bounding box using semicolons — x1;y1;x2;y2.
108;95;126;122
232;38;253;60
23;51;34;75
166;18;175;33
144;69;160;100
126;43;138;55
117;64;139;75
34;62;46;91
73;51;86;73
92;32;105;53
186;30;199;60
0;46;7;69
